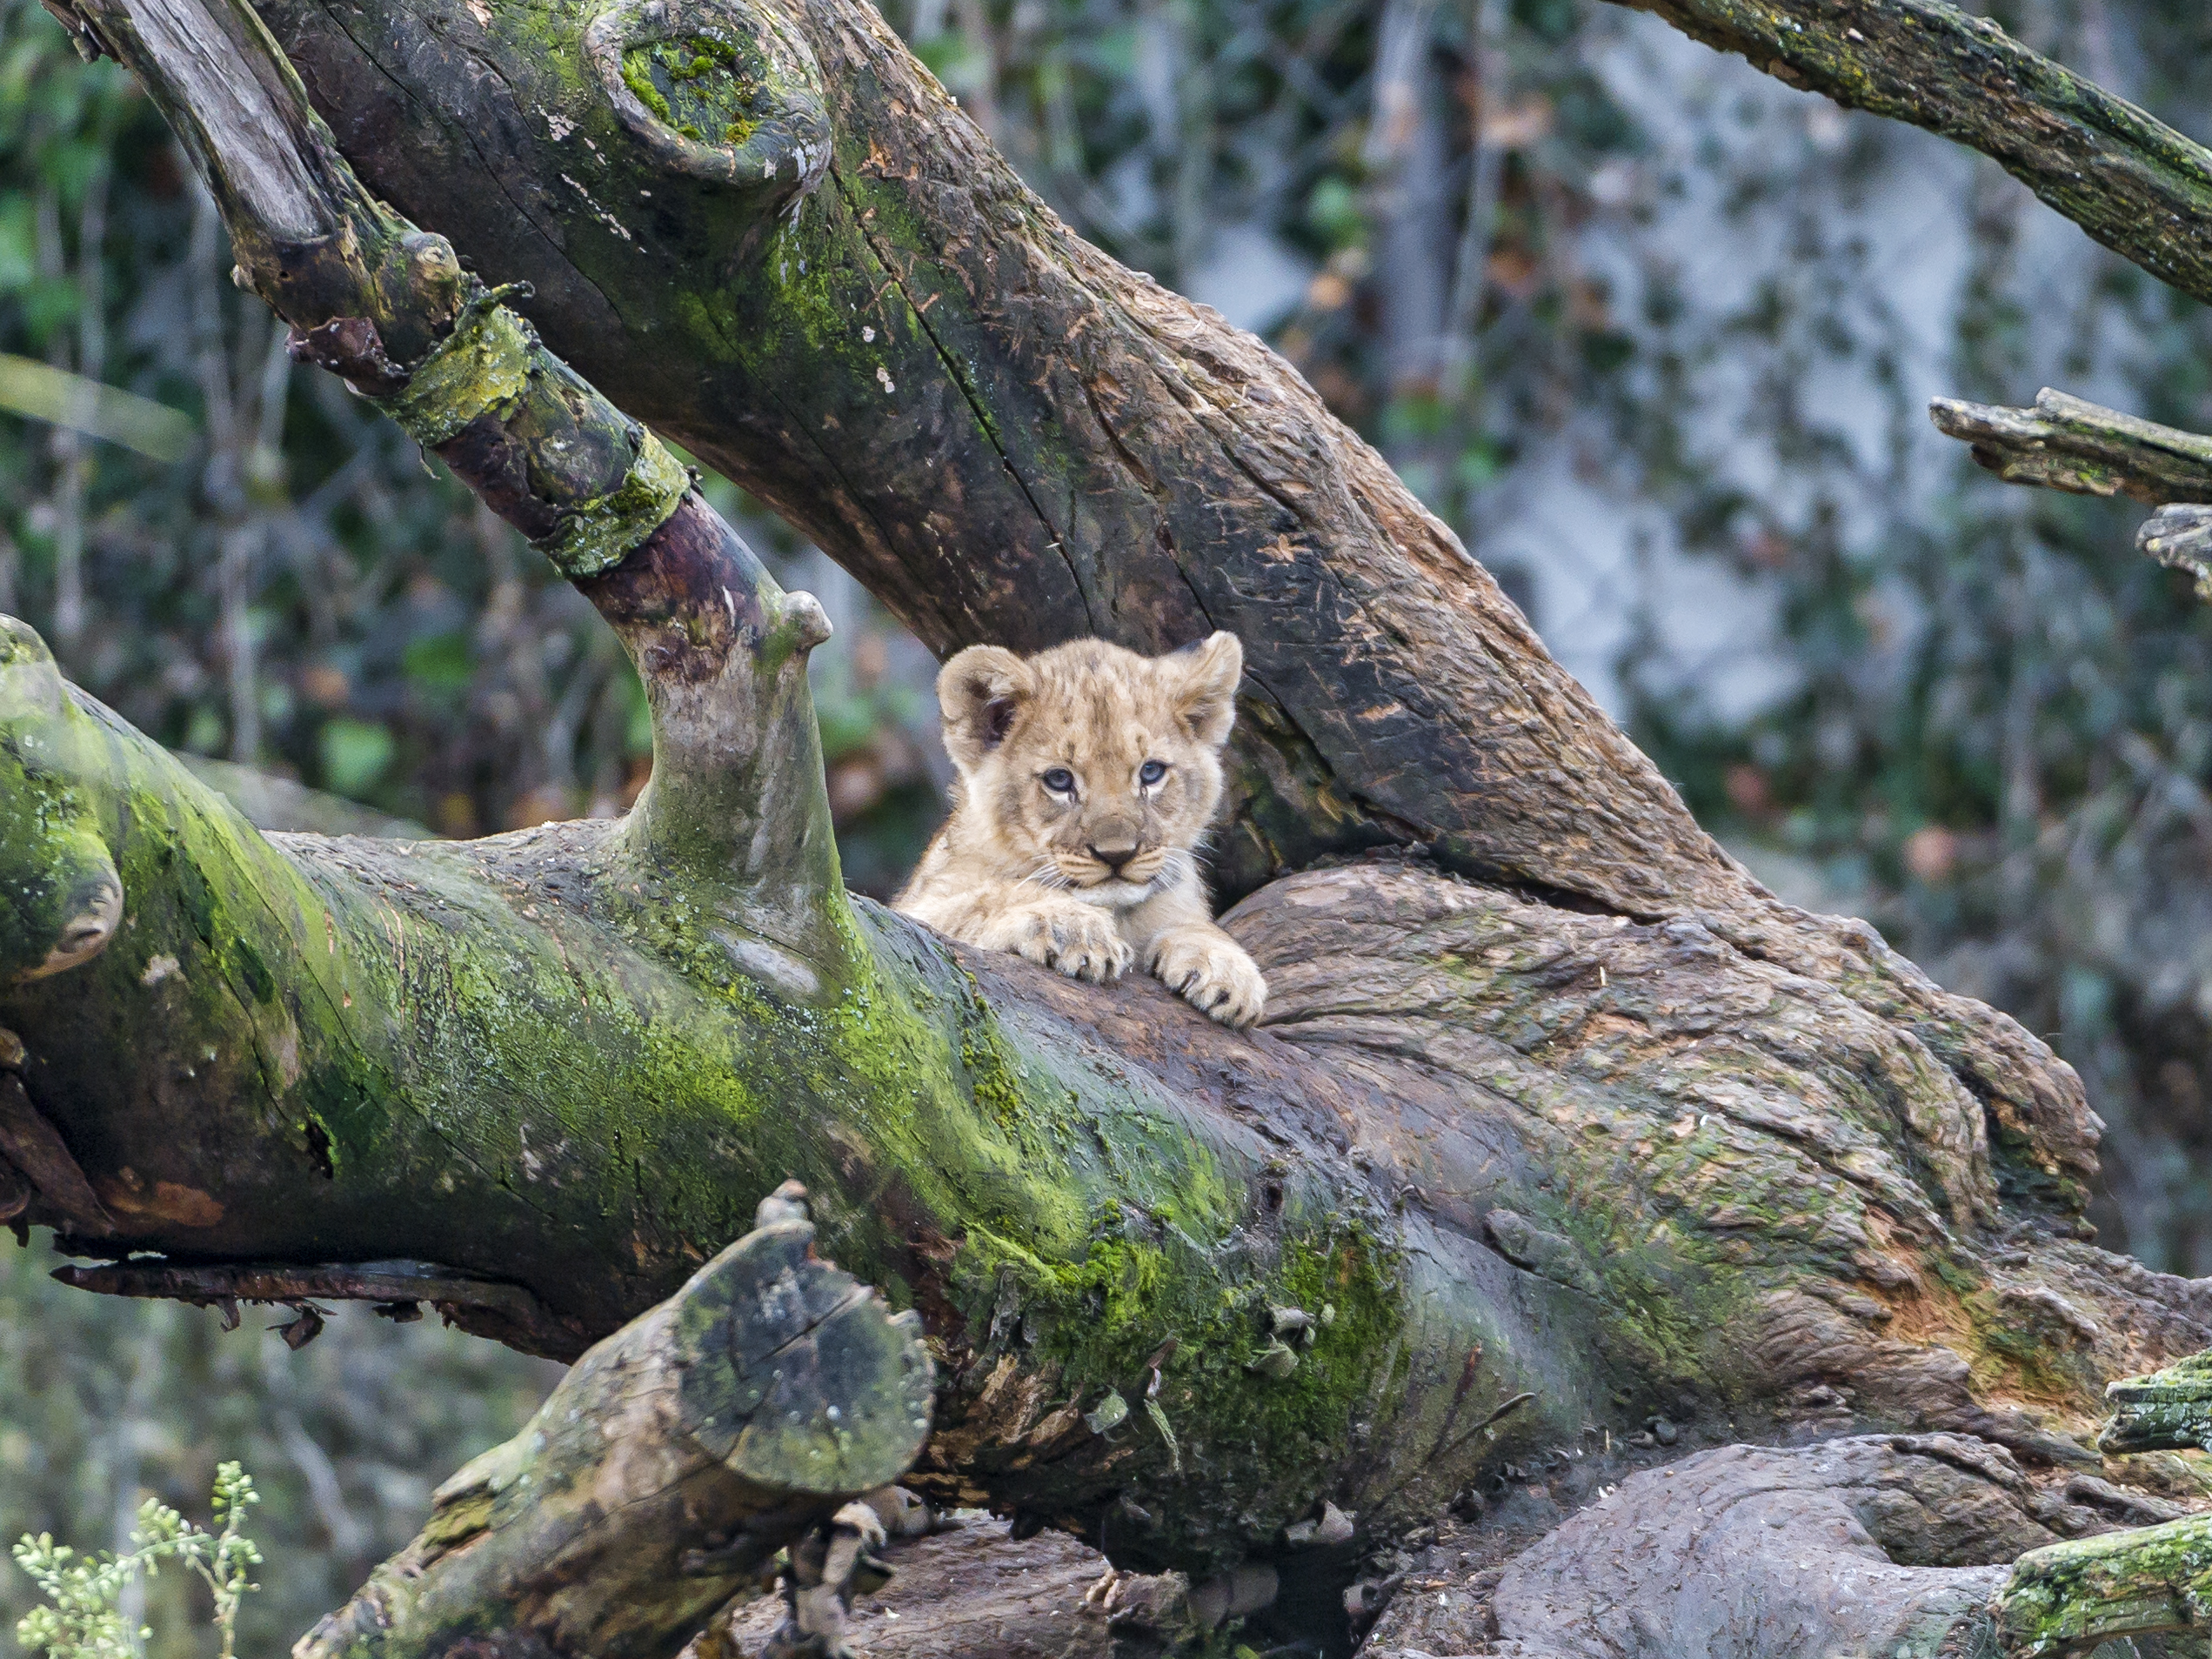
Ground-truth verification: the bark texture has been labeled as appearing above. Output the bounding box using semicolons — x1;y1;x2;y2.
8;0;2212;1653
232;0;1784;916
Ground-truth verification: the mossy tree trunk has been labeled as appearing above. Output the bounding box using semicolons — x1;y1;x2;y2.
10;0;2212;1653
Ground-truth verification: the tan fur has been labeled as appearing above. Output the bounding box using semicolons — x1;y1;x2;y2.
892;632;1266;1027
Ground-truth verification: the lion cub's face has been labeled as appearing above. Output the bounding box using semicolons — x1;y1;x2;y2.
935;633;1242;908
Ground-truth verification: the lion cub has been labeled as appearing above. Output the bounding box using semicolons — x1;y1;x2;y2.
893;632;1266;1027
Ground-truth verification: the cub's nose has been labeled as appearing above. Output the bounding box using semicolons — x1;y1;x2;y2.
1089;844;1139;874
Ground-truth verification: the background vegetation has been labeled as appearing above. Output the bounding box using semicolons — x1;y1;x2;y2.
4;0;2212;1649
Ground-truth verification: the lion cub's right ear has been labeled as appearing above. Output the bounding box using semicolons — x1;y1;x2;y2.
938;645;1032;772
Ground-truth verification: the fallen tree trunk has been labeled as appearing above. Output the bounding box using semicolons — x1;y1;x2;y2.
9;0;2212;1653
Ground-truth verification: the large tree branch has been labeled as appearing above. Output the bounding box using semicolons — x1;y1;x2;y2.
8;611;2188;1594
58;0;848;966
218;0;1769;920
204;0;2093;1216
1603;0;2212;311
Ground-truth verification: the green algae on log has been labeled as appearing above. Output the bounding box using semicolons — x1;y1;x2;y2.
1995;1513;2212;1655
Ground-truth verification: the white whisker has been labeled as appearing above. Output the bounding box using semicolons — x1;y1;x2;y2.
1016;856;1073;893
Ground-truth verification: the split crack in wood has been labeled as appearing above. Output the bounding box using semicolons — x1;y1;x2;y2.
50;1255;580;1355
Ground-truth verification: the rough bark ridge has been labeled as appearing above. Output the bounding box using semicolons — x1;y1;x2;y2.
8;0;2212;1655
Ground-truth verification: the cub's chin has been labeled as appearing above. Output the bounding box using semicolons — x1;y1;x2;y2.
1069;877;1162;910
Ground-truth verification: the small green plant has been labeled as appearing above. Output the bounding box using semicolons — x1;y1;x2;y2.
11;1462;262;1659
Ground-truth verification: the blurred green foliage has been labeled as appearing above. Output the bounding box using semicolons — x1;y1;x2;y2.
15;1461;261;1659
0;1237;560;1659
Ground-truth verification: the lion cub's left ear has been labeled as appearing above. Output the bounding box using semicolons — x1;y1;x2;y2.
1171;632;1243;749
938;644;1033;772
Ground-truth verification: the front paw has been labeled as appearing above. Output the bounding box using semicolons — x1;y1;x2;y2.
999;904;1133;984
1150;926;1266;1027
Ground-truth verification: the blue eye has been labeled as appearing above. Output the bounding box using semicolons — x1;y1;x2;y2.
1139;759;1166;786
1042;768;1075;793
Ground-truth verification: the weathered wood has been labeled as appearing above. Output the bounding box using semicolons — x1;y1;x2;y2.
0;1073;114;1236
718;1516;1119;1658
0;619;125;988
1928;390;2212;604
1446;1439;2022;1656
1930;389;2212;507
2099;1349;2212;1456
294;1188;932;1659
194;0;2095;1223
